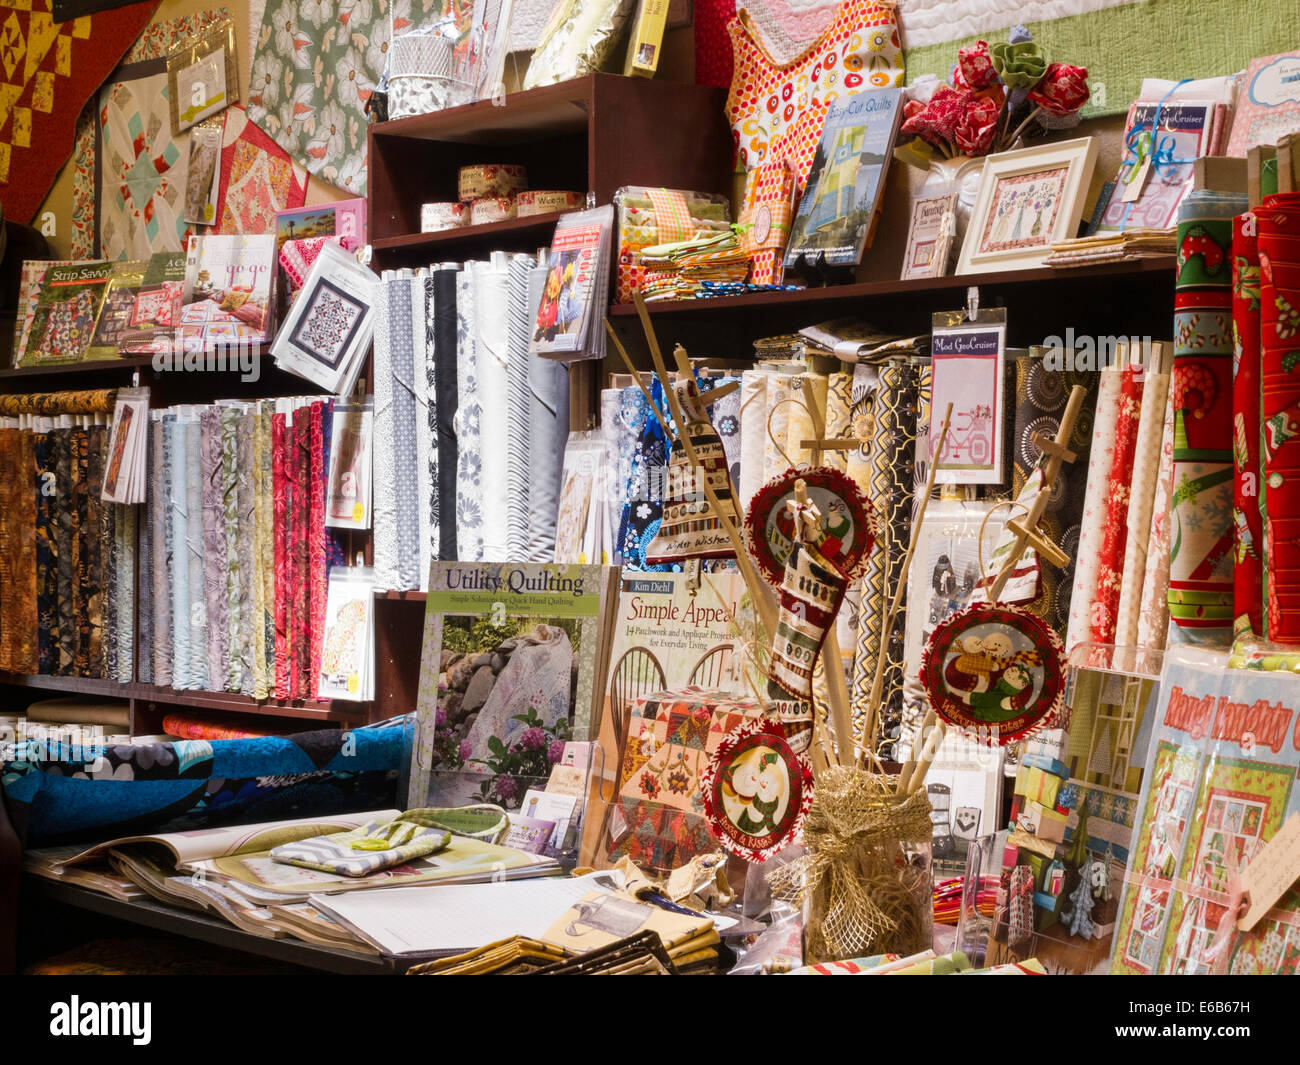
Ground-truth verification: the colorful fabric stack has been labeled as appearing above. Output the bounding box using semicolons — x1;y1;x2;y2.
1167;191;1245;643
0;389;133;681
638;230;751;301
614;187;732;303
1257;192;1300;642
1090;362;1145;645
146;398;338;700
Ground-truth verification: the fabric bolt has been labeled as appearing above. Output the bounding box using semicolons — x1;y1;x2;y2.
456;265;484;563
1258;192;1300;642
1137;398;1179;651
1232;211;1264;637
371;278;399;589
1065;367;1124;653
601;388;622;562
221;407;242;693
294;403;313;698
388;276;422;590
1008;359;1097;637
433;267;459;561
272;407;288;699
1169;191;1243;643
0;391;117;416
475;260;511;562
527;260;563;564
168;417;192;690
616;383;667;570
708;377;744;493
507;255;539;562
1090;364;1146;645
184;417;208;692
70;429;89;677
137;423;153;686
33;433;55;674
199;408;228;686
309;401;327;700
245;408;266;700
114;503;135;684
151;416;171;688
418;278;437;585
852;357;917;753
259;402;277;698
0;430;36;673
53;428;75;676
739;370;770;510
84;426;106;678
1115;368;1171;648
763;370;829;479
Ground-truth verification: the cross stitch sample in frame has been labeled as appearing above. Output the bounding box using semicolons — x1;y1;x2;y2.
957;138;1098;275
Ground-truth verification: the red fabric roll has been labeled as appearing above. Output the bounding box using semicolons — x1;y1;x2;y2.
294;406;312;698
162;711;284;740
272;409;289;699
1258;192;1300;642
1232;212;1264;636
1090;363;1145;644
308;401;327;700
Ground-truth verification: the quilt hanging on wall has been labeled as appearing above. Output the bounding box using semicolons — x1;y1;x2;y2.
0;0;156;223
73;10;230;259
246;0;453;195
214;107;306;235
896;0;1300;119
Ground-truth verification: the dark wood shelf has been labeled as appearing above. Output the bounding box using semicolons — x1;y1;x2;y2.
370;210;574;255
24;877;401;974
0;354;156;380
0;672;366;723
381;590;428;602
610;256;1178;318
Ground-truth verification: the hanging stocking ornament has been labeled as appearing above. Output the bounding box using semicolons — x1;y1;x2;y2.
745;467;873;752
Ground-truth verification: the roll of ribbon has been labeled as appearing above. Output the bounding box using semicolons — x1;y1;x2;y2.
470;197;517;225
516;190;585;216
421;202;467;232
458;164;528;201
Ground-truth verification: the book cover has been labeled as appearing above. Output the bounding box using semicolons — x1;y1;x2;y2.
532;205;613;360
785;88;904;269
119;251;187;355
275;199;367;255
325;401;373;530
11;259;81;368
1111;649;1300;975
180;234;277;347
84;260;147;359
23;261;114;364
408;563;619;821
1097;100;1215;232
1227;51;1300;157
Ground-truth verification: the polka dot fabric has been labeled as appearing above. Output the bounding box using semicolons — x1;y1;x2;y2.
725;0;904;182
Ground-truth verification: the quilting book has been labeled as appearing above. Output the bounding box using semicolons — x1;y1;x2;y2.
23;261;114;364
784;87;904;269
119;251;188;355
408;563;619;826
532;205;614;362
180;233;277;347
1111;648;1300;975
84;260;147;360
1226;51;1300;157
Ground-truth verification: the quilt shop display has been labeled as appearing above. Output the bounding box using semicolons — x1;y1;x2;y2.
0;0;157;224
213;108;308;237
0;388;134;683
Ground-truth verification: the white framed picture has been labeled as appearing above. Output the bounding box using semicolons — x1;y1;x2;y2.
956;137;1099;275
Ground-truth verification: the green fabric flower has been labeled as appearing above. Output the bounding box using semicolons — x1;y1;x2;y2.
991;40;1047;89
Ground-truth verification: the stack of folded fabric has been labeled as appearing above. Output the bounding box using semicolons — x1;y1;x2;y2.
639;230;751;301
1043;228;1176;267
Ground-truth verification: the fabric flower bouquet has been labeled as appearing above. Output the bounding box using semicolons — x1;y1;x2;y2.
896;27;1090;167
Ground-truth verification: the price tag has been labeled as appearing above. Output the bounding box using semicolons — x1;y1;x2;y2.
1238;812;1300;931
1120;159;1151;203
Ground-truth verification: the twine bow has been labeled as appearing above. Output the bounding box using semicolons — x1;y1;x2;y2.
767;767;932;958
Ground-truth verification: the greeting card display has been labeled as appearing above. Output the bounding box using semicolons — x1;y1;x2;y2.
920;602;1065;742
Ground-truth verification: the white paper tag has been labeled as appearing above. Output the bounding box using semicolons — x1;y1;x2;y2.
1238;812;1300;932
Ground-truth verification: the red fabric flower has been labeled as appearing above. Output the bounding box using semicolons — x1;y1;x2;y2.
900;85;967;148
1027;62;1090;116
952;91;1001;155
957;40;998;90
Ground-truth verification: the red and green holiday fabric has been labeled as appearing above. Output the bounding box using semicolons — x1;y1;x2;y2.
0;0;158;223
1089;362;1144;644
1258;192;1300;642
1168;191;1244;640
1232;211;1264;637
920;601;1065;743
746;467;873;752
701;716;813;862
609;686;767;874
